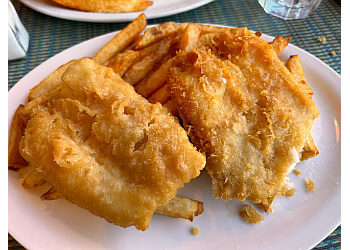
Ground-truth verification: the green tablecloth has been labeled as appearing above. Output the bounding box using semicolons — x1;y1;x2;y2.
8;0;341;248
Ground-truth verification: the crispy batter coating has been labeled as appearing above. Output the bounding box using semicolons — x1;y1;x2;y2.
168;29;319;206
48;0;153;13
19;58;206;231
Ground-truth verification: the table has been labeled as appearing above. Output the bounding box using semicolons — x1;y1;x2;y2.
8;0;341;249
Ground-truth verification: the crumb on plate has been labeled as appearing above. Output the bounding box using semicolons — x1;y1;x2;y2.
293;169;302;176
240;204;264;224
305;178;315;192
192;227;199;235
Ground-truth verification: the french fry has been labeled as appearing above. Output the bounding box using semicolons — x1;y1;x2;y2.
123;35;174;86
21;169;46;189
155;196;204;221
108;50;140;76
197;24;233;34
286;55;314;95
93;13;147;65
179;23;201;53
269;36;291;56
148;84;171;104
133;22;178;50
136;58;174;98
8;104;29;169
108;39;168;76
28;60;76;101
41;187;62;201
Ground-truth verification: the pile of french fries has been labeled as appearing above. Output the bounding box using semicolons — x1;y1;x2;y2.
9;13;318;224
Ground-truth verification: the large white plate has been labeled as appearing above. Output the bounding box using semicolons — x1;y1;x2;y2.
19;0;215;22
8;26;341;250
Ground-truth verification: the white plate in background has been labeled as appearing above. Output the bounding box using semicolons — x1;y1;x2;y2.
19;0;215;22
8;26;341;249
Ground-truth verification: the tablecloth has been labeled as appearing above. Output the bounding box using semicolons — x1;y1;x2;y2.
8;0;341;248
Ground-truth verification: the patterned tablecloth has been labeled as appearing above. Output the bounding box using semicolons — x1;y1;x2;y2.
8;0;341;248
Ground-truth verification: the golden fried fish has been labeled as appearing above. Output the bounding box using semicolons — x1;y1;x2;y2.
168;29;319;207
49;0;153;13
19;58;206;231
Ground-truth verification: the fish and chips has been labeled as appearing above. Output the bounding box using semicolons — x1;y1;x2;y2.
9;14;319;229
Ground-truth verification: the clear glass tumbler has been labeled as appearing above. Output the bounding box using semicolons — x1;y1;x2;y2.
258;0;323;20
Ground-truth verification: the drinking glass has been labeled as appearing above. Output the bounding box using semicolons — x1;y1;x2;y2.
258;0;323;20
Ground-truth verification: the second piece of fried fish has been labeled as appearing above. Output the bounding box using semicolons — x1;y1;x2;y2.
168;29;319;207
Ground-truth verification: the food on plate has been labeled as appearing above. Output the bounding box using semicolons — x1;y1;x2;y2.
305;179;315;192
192;227;200;235
9;14;320;228
293;169;302;176
48;0;153;13
17;58;206;231
93;13;147;65
240;204;264;224
155;196;203;221
8;104;29;169
165;29;319;208
21;169;45;189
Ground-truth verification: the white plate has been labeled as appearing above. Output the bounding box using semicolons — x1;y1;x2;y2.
8;26;341;250
19;0;215;22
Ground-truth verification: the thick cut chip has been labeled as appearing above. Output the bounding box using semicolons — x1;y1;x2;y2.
168;30;319;206
28;60;76;101
48;0;153;13
122;34;174;86
269;36;291;56
8;104;29;168
133;22;179;50
179;23;201;53
19;58;206;231
155;196;203;221
93;13;147;65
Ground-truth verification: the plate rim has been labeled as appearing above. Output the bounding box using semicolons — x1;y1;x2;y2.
19;0;215;23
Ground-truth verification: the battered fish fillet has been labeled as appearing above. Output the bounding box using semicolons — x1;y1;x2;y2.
19;58;206;231
168;29;319;206
49;0;153;13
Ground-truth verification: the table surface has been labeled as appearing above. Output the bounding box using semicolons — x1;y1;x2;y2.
8;0;341;249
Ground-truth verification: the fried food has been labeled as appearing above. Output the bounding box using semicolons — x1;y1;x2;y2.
48;0;153;13
21;169;45;189
8;104;29;168
155;196;203;221
240;204;264;224
305;179;315;192
167;29;319;207
9;16;321;229
93;13;147;65
19;58;206;231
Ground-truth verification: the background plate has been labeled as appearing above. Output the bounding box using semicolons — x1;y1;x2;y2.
19;0;215;22
8;27;341;250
